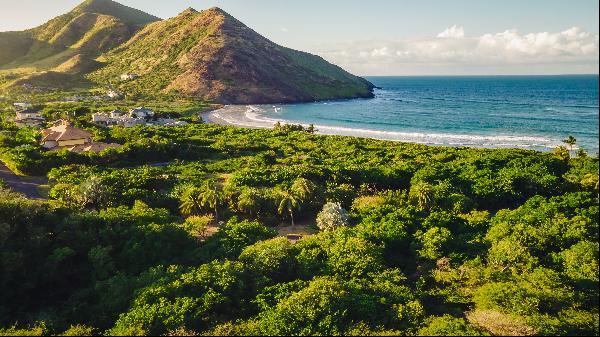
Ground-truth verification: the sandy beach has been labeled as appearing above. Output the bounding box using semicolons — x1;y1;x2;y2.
200;105;565;151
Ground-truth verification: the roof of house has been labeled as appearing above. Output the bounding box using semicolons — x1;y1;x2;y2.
130;107;153;113
42;122;93;142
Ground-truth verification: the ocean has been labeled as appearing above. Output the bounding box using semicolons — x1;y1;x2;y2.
210;75;600;153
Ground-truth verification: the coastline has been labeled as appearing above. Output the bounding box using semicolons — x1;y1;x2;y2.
200;105;568;152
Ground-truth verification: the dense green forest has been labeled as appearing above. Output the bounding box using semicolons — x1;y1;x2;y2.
0;103;598;335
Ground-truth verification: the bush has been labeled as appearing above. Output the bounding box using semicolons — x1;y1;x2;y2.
316;202;350;232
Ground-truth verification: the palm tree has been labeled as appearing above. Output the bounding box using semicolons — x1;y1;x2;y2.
410;182;434;211
179;185;203;217
274;178;316;226
291;177;315;200
277;189;300;226
563;136;577;155
237;187;262;216
198;180;223;222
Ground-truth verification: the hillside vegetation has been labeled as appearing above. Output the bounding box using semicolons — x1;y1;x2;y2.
0;107;597;335
0;0;159;86
90;7;375;103
1;0;374;103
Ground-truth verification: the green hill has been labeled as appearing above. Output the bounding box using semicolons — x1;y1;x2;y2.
1;2;373;103
90;7;374;104
0;0;159;72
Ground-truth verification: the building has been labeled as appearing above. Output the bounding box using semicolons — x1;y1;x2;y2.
13;102;32;109
91;108;188;129
41;120;121;153
91;111;145;128
110;109;124;118
116;116;146;128
41;121;93;149
15;108;45;127
91;113;111;127
120;73;139;81
129;107;154;118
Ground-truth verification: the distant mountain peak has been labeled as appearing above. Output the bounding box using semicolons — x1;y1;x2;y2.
73;0;161;25
204;7;228;15
77;0;116;9
91;6;374;104
179;7;199;15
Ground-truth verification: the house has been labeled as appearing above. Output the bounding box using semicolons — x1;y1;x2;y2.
91;110;148;128
129;107;154;118
41;120;121;153
41;120;93;149
116;117;146;128
110;109;124;118
16;108;42;120
120;73;139;81
15;108;45;127
13;102;32;109
91;113;111;127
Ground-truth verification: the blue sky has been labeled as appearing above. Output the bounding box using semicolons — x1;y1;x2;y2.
1;0;598;75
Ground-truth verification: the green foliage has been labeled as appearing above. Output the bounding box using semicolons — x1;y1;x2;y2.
257;277;351;336
0;322;47;336
0;108;597;335
59;325;96;336
180;215;213;240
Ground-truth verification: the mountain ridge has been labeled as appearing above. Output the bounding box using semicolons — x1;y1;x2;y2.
2;1;374;104
91;6;374;104
0;0;159;70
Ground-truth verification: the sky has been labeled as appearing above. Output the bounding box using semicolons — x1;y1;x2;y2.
1;0;598;75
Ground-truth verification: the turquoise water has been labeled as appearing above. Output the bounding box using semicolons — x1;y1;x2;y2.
251;75;599;153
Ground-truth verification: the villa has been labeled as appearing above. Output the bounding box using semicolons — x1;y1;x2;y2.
129;107;154;118
14;108;46;127
110;109;124;118
41;120;93;149
41;120;120;153
91;109;148;128
91;107;187;128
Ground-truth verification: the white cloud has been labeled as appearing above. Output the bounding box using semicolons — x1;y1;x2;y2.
438;25;465;38
281;27;289;32
313;26;599;75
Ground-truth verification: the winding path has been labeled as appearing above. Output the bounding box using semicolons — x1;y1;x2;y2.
0;162;48;200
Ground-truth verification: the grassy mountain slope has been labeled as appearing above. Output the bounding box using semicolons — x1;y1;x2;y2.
0;0;159;71
91;7;374;104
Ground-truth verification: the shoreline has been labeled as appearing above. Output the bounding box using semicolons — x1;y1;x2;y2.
200;105;569;152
